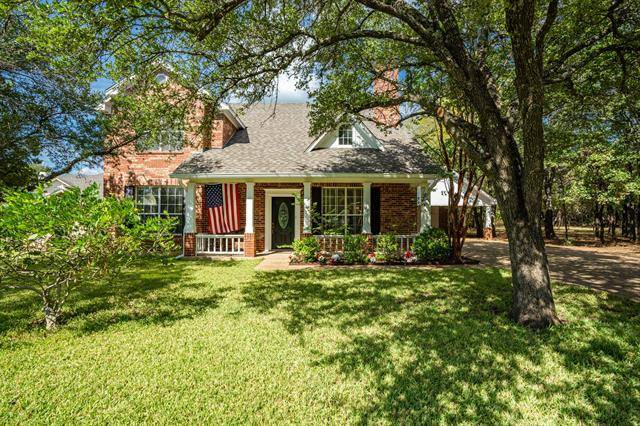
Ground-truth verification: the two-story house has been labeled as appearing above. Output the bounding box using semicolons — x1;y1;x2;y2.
102;72;495;257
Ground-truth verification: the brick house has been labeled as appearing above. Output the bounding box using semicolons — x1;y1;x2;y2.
102;75;495;257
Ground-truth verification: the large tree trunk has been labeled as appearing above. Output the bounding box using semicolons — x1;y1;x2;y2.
493;181;561;328
434;0;561;328
505;216;558;328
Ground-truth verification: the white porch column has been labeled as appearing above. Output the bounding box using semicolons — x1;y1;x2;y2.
303;182;312;234
417;185;432;233
362;182;371;234
245;182;255;233
484;205;493;229
184;182;196;233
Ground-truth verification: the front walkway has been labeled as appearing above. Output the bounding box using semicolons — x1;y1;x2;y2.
465;239;640;302
254;251;316;271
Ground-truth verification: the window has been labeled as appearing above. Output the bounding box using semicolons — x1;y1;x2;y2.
136;129;184;152
135;186;185;233
338;124;353;145
321;187;363;233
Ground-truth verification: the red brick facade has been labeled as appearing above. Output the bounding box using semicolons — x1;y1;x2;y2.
103;113;236;197
377;183;418;234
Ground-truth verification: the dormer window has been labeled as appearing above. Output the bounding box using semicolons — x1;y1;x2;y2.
338;124;353;145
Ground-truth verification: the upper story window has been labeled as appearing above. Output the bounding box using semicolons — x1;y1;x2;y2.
136;129;184;152
338;124;353;146
134;186;185;234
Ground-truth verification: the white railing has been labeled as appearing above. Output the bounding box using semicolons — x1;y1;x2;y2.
372;234;417;253
316;235;344;252
196;234;244;255
315;234;417;253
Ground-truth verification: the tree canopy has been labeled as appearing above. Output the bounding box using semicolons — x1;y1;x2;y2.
5;0;640;328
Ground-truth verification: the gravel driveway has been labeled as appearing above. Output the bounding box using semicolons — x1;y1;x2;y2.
464;239;640;302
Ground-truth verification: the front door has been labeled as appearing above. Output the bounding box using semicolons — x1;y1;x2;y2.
271;197;295;249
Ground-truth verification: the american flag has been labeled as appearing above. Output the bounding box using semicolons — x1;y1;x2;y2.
205;184;240;234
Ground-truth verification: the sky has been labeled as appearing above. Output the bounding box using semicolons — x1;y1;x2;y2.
90;74;310;103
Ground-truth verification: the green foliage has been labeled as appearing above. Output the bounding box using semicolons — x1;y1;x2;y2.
375;234;399;262
412;228;451;262
292;236;321;263
0;185;176;329
1;260;639;423
342;234;368;265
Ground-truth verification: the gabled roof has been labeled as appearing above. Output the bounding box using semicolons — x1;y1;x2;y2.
171;103;439;178
44;173;103;197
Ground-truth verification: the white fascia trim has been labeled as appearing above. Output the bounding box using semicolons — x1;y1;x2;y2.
304;131;328;153
219;103;245;129
171;172;438;183
355;121;385;151
304;122;384;153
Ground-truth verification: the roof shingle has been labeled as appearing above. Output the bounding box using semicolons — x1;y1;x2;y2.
172;103;439;177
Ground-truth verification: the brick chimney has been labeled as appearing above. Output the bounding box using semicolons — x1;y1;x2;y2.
373;69;400;127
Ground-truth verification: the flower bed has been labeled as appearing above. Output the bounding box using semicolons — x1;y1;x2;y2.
290;231;479;267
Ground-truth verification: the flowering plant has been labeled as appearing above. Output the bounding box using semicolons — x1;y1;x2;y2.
368;252;377;263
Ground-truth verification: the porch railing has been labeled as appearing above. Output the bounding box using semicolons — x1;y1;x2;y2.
372;234;417;253
196;234;244;255
315;234;417;253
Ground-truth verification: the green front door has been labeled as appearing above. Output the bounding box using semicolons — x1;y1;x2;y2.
272;197;295;249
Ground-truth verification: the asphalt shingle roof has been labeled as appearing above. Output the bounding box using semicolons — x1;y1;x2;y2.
172;103;439;177
44;173;103;196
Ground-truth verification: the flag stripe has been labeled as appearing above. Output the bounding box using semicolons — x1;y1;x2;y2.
204;183;240;234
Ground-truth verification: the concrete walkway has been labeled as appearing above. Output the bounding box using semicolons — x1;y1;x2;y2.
254;251;316;271
464;240;640;302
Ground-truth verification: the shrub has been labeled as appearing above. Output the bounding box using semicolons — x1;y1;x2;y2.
412;228;451;262
0;185;176;329
292;236;320;262
342;234;368;264
375;234;399;262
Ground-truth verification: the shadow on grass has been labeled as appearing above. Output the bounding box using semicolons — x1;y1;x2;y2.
0;259;236;337
241;267;640;424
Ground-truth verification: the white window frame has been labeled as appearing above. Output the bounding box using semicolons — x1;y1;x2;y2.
337;124;353;146
321;187;363;234
135;186;185;234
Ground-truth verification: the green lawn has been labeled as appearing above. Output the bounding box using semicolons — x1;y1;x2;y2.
1;260;639;424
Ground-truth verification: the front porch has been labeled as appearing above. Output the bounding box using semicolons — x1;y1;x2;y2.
181;179;435;257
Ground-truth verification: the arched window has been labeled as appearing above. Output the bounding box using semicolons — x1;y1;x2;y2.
338;124;353;145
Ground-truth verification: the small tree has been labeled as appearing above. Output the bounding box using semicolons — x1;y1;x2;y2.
417;117;485;263
0;185;176;330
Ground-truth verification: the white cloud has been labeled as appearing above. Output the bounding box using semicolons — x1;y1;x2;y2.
75;165;104;175
272;73;309;103
228;72;311;104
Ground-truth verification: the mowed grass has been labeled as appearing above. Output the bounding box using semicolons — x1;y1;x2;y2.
1;260;639;424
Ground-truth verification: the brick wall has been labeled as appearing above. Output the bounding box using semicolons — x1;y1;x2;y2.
103;113;236;197
377;183;418;234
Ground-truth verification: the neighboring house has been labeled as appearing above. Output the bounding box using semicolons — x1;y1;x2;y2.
102;73;492;257
44;173;103;198
430;177;497;238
